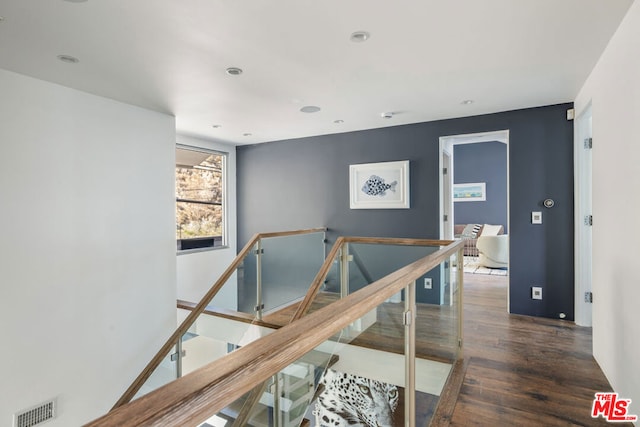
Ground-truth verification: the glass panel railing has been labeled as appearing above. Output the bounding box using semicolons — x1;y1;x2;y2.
239;230;326;319
135;312;281;402
303;240;443;315
413;252;463;425
131;343;178;400
295;239;463;426
298;249;342;317
90;238;464;427
196;338;342;427
180;310;278;377
195;291;414;427
348;242;441;294
117;229;326;409
260;231;326;314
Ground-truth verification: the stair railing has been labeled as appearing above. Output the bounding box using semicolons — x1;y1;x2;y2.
87;238;464;427
112;227;326;410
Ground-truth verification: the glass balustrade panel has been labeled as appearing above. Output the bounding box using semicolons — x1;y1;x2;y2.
197;296;414;427
131;245;260;402
179;310;279;377
295;250;342;318
347;243;441;294
194;333;344;427
131;343;178;400
303;242;443;315
239;232;326;319
412;253;463;426
413;254;461;364
260;232;326;315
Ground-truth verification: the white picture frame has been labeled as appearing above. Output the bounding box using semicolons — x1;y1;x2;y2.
349;160;410;209
453;182;486;202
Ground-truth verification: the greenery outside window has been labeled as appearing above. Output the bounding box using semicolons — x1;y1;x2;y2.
176;146;226;251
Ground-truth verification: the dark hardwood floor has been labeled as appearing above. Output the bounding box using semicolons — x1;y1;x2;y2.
451;273;629;426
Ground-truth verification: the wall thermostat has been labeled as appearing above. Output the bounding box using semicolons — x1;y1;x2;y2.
543;198;555;208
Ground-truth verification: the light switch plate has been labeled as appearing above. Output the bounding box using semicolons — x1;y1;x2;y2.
532;287;543;300
532;211;542;224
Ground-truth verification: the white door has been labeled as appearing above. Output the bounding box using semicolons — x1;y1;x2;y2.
576;106;593;326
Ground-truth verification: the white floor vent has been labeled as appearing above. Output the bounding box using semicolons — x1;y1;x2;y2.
14;399;56;427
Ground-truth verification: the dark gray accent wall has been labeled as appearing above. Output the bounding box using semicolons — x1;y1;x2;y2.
453;141;508;231
237;103;574;320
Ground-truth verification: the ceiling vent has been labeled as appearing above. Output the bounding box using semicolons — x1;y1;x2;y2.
14;399;56;427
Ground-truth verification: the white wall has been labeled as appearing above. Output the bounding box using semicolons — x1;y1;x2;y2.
574;1;640;417
176;134;238;309
0;69;177;426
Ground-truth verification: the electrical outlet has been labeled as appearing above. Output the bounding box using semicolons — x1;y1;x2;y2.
532;286;543;300
424;278;432;289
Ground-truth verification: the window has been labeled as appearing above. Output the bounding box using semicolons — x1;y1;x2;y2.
176;146;226;251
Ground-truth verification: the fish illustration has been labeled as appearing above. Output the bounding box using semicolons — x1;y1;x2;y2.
362;175;397;196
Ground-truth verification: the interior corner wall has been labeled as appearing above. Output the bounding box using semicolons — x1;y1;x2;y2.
237;103;574;318
176;134;238;309
0;69;177;426
453;141;508;231
574;0;640;414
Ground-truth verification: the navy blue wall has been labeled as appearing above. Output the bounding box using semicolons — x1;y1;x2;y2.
453;141;508;231
237;104;574;320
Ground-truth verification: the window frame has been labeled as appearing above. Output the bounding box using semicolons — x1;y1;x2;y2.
176;144;228;254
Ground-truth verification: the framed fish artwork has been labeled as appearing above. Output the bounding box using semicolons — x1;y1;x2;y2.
349;160;410;209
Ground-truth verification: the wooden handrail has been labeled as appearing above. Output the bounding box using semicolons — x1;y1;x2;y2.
177;300;283;330
293;236;346;319
87;239;463;427
112;227;326;410
341;236;454;246
250;227;327;239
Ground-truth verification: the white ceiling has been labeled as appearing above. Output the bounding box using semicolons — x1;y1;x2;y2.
0;0;633;145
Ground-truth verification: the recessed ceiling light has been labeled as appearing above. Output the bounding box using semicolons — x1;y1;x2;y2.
226;67;243;76
381;112;393;119
334;119;344;124
300;106;321;113
350;31;370;43
211;124;221;129
243;133;252;137
461;99;474;105
57;54;79;64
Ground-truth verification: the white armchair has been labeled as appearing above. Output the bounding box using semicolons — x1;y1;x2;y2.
476;234;509;269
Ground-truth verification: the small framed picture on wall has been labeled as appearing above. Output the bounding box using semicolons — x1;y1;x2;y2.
453;182;486;202
349;160;410;209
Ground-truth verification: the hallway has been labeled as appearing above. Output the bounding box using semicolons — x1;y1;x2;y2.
449;274;628;426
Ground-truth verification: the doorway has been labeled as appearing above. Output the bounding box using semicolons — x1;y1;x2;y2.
439;130;510;311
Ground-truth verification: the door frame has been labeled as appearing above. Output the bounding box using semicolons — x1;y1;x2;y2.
439;130;510;310
442;151;453;240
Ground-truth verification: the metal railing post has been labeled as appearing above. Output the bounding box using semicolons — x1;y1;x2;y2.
272;374;281;427
176;339;183;378
340;243;350;299
404;281;416;427
256;240;263;320
457;248;464;357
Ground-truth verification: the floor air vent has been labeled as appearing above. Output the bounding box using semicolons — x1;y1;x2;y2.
14;399;56;427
